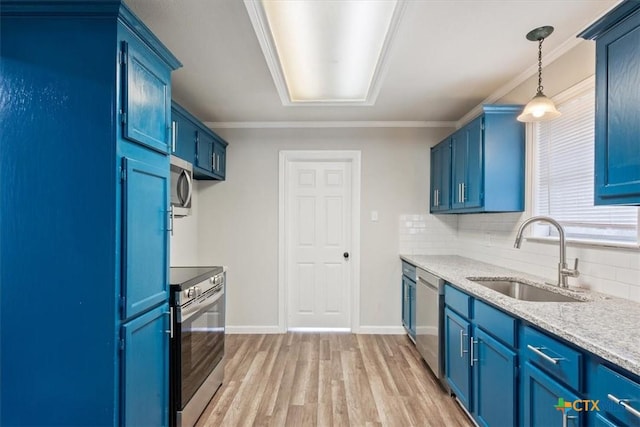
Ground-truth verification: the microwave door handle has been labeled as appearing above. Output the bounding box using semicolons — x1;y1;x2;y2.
183;169;193;207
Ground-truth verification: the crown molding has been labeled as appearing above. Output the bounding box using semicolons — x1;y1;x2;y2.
205;121;456;130
243;0;408;106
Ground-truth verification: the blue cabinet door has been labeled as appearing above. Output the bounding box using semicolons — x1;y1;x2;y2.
473;327;517;427
212;139;227;180
122;158;170;319
196;130;213;172
445;307;472;410
430;140;451;212
464;117;483;209
121;39;171;154
122;303;170;427
171;108;198;162
523;361;582;427
593;10;640;205
451;130;467;210
402;276;410;331
409;279;416;338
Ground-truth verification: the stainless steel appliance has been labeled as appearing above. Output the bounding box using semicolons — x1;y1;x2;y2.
170;156;193;217
416;268;444;382
170;267;225;427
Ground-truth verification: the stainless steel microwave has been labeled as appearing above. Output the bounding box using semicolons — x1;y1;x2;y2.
170;156;193;217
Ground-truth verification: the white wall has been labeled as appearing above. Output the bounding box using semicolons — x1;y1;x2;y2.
169;180;201;266
194;126;451;331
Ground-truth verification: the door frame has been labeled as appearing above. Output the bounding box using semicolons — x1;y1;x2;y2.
278;150;361;333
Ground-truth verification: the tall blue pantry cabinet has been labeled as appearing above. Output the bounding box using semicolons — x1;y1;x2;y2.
0;2;181;425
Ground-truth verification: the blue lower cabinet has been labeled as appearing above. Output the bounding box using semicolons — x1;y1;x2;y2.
445;307;472;410
592;364;640;427
402;274;416;339
523;361;582;427
473;328;517;427
122;303;170;427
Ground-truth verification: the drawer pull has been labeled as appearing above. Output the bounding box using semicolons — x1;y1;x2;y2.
608;394;640;419
527;344;562;364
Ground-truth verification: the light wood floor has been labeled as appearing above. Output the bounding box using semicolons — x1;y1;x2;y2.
196;333;473;427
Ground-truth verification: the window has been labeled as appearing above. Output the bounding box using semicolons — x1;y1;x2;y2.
533;80;639;245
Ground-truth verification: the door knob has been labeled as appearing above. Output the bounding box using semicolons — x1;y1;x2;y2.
343;252;349;259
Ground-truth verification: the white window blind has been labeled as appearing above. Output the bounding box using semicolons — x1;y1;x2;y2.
534;86;639;243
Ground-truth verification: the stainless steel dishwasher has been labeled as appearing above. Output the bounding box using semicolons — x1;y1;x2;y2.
416;268;444;381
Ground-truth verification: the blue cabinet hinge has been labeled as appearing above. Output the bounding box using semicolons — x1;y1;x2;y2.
119;338;125;351
120;167;127;182
121;111;127;125
119;49;127;66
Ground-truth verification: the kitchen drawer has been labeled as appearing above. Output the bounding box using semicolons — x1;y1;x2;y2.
402;261;416;280
595;364;640;426
444;284;471;319
474;299;516;347
522;326;583;392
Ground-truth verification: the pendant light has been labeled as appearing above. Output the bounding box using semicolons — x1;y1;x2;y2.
517;26;561;122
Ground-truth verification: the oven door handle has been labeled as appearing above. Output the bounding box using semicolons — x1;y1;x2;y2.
177;288;224;323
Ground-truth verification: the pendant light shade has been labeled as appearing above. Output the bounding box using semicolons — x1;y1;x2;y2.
517;91;561;122
517;26;561;123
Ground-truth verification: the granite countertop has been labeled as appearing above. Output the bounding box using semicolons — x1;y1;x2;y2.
400;254;640;377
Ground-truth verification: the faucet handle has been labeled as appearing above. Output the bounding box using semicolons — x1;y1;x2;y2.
570;258;580;277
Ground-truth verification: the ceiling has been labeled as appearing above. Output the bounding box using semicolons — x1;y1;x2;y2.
126;0;619;127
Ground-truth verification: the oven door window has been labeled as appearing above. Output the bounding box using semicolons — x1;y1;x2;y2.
179;295;224;408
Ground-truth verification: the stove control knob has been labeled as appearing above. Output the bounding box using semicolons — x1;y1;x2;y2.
210;277;215;284
186;288;197;298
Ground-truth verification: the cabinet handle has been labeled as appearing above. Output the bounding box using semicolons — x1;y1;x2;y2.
459;329;468;357
165;308;174;338
171;120;177;153
608;394;640;419
461;183;465;202
470;336;478;366
216;153;220;171
526;344;562;364
563;412;578;427
168;205;174;236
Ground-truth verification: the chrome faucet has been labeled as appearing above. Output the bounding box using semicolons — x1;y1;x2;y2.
514;216;579;288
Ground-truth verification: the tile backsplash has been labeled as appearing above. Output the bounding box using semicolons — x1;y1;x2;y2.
400;212;640;303
399;214;457;255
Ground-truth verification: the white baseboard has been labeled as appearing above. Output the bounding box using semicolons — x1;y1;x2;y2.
357;325;406;335
225;325;407;335
225;325;283;334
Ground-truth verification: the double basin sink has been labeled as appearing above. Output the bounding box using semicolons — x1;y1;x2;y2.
467;278;585;303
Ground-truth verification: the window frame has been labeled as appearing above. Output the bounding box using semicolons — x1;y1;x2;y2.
526;76;640;249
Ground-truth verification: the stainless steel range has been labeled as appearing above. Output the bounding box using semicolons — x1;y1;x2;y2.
170;267;226;427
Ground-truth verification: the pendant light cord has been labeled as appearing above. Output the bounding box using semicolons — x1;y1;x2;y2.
537;38;544;95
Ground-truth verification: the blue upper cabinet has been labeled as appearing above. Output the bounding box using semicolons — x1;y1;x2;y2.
452;117;483;210
430;139;451;212
0;2;179;425
121;35;172;153
171;102;198;161
431;105;525;214
171;101;228;180
579;1;640;205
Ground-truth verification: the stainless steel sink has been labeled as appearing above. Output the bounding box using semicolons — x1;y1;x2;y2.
468;278;584;302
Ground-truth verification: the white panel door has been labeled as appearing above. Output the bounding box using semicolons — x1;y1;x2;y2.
288;161;352;328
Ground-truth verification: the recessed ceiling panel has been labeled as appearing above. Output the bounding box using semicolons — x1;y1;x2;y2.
246;0;405;105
